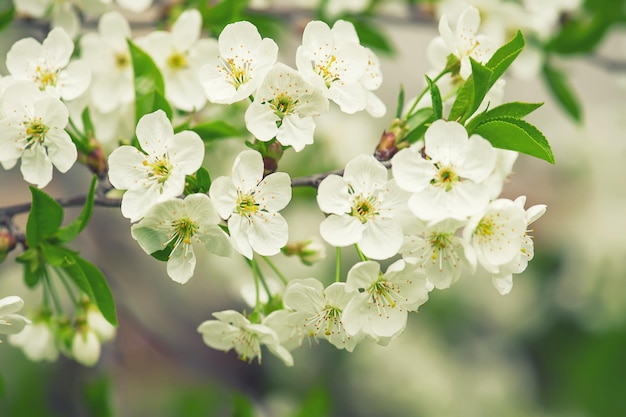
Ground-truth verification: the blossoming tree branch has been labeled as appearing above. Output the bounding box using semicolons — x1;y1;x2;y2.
0;0;565;367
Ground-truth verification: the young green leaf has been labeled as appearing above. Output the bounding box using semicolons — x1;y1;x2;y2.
50;246;97;301
128;39;173;124
55;175;97;243
0;3;14;32
26;187;64;247
543;62;582;122
448;59;493;123
74;256;117;326
349;18;394;54
485;30;525;84
466;102;544;134
473;117;555;163
404;107;434;144
395;84;405;119
426;75;443;120
81;106;96;139
15;248;45;288
190;121;241;142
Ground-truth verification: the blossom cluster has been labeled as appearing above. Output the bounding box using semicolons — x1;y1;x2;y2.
0;4;549;368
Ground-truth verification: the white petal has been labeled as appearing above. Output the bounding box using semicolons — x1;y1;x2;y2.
277;115;315;152
209;176;238;219
135;110;173;156
320;214;363;247
167;242;196;284
168;130;205;174
248;212;288;256
232;150;263;192
255;172;291;212
359;219;403;260
316;174;350;215
21;146;53;187
245;102;279;141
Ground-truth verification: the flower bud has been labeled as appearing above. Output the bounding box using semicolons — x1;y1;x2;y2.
282;237;326;266
374;118;407;161
0;229;17;263
72;328;101;367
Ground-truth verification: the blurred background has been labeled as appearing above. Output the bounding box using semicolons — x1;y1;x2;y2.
1;0;626;416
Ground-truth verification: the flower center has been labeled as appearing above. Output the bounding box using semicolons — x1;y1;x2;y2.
315;54;339;87
25;118;49;148
166;51;188;70
427;232;460;270
143;155;172;185
350;193;379;224
432;165;460;192
115;52;130;70
368;278;404;312
172;217;198;245
34;66;58;90
270;93;296;118
474;217;495;238
220;55;252;89
233;329;261;363
306;305;343;337
236;192;259;217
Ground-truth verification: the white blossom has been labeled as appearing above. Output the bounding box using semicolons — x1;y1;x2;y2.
197;309;294;366
0;81;76;188
136;9;218;112
71;328;101;367
131;194;232;284
427;6;495;80
199;21;278;104
107;110;205;222
296;20;370;114
283;278;360;352
80;11;134;113
9;319;59;362
0;296;29;336
342;260;430;344
6;27;90;100
317;154;408;260
210;150;291;259
401;218;476;290
392;120;496;224
245;63;329;151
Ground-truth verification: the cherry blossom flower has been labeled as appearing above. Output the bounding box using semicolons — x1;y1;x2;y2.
0;296;29;337
209;150;291;259
283;278;360;351
6;27;90;100
342;260;430;344
392;120;496;224
136;9;218;111
199;21;278;104
9;319;58;361
131;194;232;284
317;154;408;260
80;11;134;113
0;81;77;188
108;110;205;222
71;328;101;367
401;218;476;290
478;196;547;294
197;309;294;366
296;20;370;114
245;63;328;151
427;6;495;80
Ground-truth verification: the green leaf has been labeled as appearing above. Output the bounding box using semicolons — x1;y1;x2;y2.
448;59;493;123
55;175;97;243
404;107;434;144
395;84;405;119
426;75;443;120
466;102;544;134
49;246;97;301
0;3;14;32
149;240;175;262
81;106;96;139
128;40;172;124
485;30;525;84
546;9;612;54
349;18;394;54
473;118;555;163
26;187;64;247
15;248;45;288
543;62;582;122
196;167;212;192
190;120;241;142
75;256;117;326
